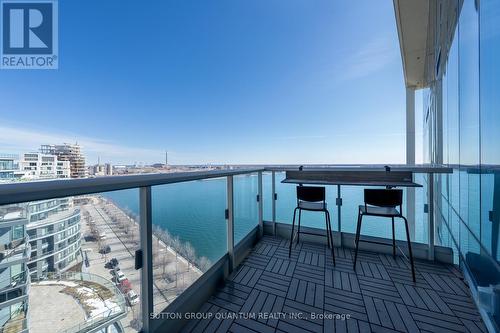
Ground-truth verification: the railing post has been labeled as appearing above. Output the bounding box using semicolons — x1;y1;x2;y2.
226;176;235;272
428;173;435;261
258;172;263;238
139;186;153;332
406;175;416;239
271;171;276;236
337;185;342;247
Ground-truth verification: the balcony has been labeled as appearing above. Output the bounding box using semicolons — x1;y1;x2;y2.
27;207;80;231
0;279;29;308
0;271;29;333
0;207;27;228
0;167;490;333
181;235;484;333
0;241;30;269
0;314;28;333
0;269;30;297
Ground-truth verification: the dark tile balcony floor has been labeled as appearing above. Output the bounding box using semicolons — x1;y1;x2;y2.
182;236;487;333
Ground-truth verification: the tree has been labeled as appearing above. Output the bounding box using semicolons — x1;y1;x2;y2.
163;263;176;284
161;252;170;276
197;257;211;272
171;236;181;253
183;243;196;271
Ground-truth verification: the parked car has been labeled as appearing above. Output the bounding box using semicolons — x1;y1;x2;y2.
99;245;111;254
127;290;139;306
116;270;127;283
119;279;132;293
84;235;97;242
105;258;119;269
99;232;106;240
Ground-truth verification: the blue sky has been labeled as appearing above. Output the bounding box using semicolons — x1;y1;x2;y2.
0;0;419;165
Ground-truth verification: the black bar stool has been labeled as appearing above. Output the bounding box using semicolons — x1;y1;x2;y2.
353;189;416;282
288;186;335;266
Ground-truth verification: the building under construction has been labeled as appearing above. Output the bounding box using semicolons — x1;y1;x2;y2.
40;143;86;178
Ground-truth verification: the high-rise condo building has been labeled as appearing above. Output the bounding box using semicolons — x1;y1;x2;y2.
26;198;81;279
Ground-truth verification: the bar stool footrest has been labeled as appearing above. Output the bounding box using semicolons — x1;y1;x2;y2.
356;239;411;263
297;230;329;238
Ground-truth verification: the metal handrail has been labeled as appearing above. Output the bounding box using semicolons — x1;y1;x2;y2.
0;168;263;206
261;164;451;173
0;165;453;206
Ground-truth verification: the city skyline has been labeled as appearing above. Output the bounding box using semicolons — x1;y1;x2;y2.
0;0;423;165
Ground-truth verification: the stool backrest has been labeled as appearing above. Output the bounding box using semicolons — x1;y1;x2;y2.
296;186;325;203
364;189;403;208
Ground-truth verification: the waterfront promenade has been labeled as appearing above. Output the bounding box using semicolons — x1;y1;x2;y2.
80;196;202;332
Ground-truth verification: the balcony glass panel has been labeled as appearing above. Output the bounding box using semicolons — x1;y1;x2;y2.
77;191;141;332
274;172;338;230
0;191;137;333
263;172;273;221
340;181;428;243
150;178;227;314
459;0;480;241
234;173;259;244
478;0;500;326
414;173;428;244
480;0;500;262
271;171;428;243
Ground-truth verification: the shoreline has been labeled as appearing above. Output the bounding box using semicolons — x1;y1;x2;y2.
97;196;203;276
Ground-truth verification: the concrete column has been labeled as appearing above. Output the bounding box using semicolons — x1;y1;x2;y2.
435;79;443;164
406;87;416;238
406;87;416;165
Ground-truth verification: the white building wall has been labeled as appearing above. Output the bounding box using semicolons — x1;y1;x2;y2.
19;153;70;179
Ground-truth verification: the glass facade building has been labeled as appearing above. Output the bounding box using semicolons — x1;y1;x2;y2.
424;0;500;328
0;205;30;332
0;155;17;180
26;198;82;278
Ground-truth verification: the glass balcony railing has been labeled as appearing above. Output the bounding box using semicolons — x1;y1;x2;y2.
0;284;28;304
0;166;454;333
234;173;260;244
148;177;228;314
0;317;28;333
263;169;436;253
0;241;30;267
0;269;30;294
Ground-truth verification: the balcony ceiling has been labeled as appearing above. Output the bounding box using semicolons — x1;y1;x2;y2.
393;0;433;89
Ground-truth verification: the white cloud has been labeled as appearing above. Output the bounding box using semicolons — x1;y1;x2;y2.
0;124;164;164
272;135;328;141
336;36;398;81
